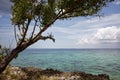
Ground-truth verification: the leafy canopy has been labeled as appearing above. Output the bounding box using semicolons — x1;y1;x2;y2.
10;0;113;46
11;0;113;25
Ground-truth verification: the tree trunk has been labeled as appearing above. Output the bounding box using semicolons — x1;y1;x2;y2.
0;21;54;74
0;44;28;74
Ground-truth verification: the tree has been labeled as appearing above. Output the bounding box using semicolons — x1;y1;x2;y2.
0;0;114;74
0;45;10;63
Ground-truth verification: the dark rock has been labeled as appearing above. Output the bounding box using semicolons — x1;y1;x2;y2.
1;65;110;80
39;68;62;76
98;74;110;80
69;72;110;80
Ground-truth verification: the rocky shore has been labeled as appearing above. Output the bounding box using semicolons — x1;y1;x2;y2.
0;65;110;80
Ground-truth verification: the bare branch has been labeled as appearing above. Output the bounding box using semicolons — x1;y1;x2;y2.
13;25;18;44
32;10;64;42
21;23;25;35
19;19;31;46
40;34;55;42
27;8;78;46
18;25;23;37
30;17;38;40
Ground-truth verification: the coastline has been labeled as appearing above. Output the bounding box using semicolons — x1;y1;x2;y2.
0;65;110;80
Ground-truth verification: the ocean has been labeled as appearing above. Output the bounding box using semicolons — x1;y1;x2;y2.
11;49;120;80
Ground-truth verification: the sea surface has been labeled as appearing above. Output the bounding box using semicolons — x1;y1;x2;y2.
11;49;120;80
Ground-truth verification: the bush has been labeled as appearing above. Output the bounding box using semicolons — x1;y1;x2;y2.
0;44;10;62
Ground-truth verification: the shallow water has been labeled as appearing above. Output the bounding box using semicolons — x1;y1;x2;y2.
11;49;120;80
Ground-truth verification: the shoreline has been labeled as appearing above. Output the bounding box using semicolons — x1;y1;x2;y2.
0;65;110;80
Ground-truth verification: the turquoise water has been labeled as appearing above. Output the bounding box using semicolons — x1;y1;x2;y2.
11;49;120;80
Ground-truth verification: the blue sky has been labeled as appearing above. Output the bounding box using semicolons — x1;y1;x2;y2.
0;0;120;48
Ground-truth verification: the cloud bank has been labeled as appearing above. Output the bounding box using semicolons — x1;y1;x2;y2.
113;0;120;5
47;13;120;48
78;26;120;44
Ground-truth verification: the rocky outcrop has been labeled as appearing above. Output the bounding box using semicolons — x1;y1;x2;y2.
0;66;110;80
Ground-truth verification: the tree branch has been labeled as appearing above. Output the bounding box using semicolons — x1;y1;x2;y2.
40;34;55;42
19;19;31;46
30;17;38;40
14;25;18;44
25;7;78;47
18;25;23;37
32;10;63;42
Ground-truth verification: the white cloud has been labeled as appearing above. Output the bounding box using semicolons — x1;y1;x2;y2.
94;26;120;40
52;27;77;35
72;14;120;29
46;14;120;48
113;0;120;5
49;14;120;39
78;26;120;44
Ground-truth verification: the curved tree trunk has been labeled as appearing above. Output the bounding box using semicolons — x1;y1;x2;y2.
0;43;28;74
0;12;60;74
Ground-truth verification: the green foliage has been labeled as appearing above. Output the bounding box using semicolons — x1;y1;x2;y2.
58;0;113;19
11;0;114;26
42;4;55;25
10;74;18;79
11;0;34;25
11;0;55;26
48;0;55;10
0;45;10;62
33;3;43;16
0;55;4;62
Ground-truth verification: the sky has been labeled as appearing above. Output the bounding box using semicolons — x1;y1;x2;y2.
0;0;120;49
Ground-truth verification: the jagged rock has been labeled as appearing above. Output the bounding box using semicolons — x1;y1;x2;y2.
0;65;110;80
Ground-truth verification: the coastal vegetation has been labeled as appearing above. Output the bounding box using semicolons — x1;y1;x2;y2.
0;0;114;76
0;65;110;80
0;45;10;62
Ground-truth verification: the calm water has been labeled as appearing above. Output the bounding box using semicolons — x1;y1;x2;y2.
11;49;120;80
